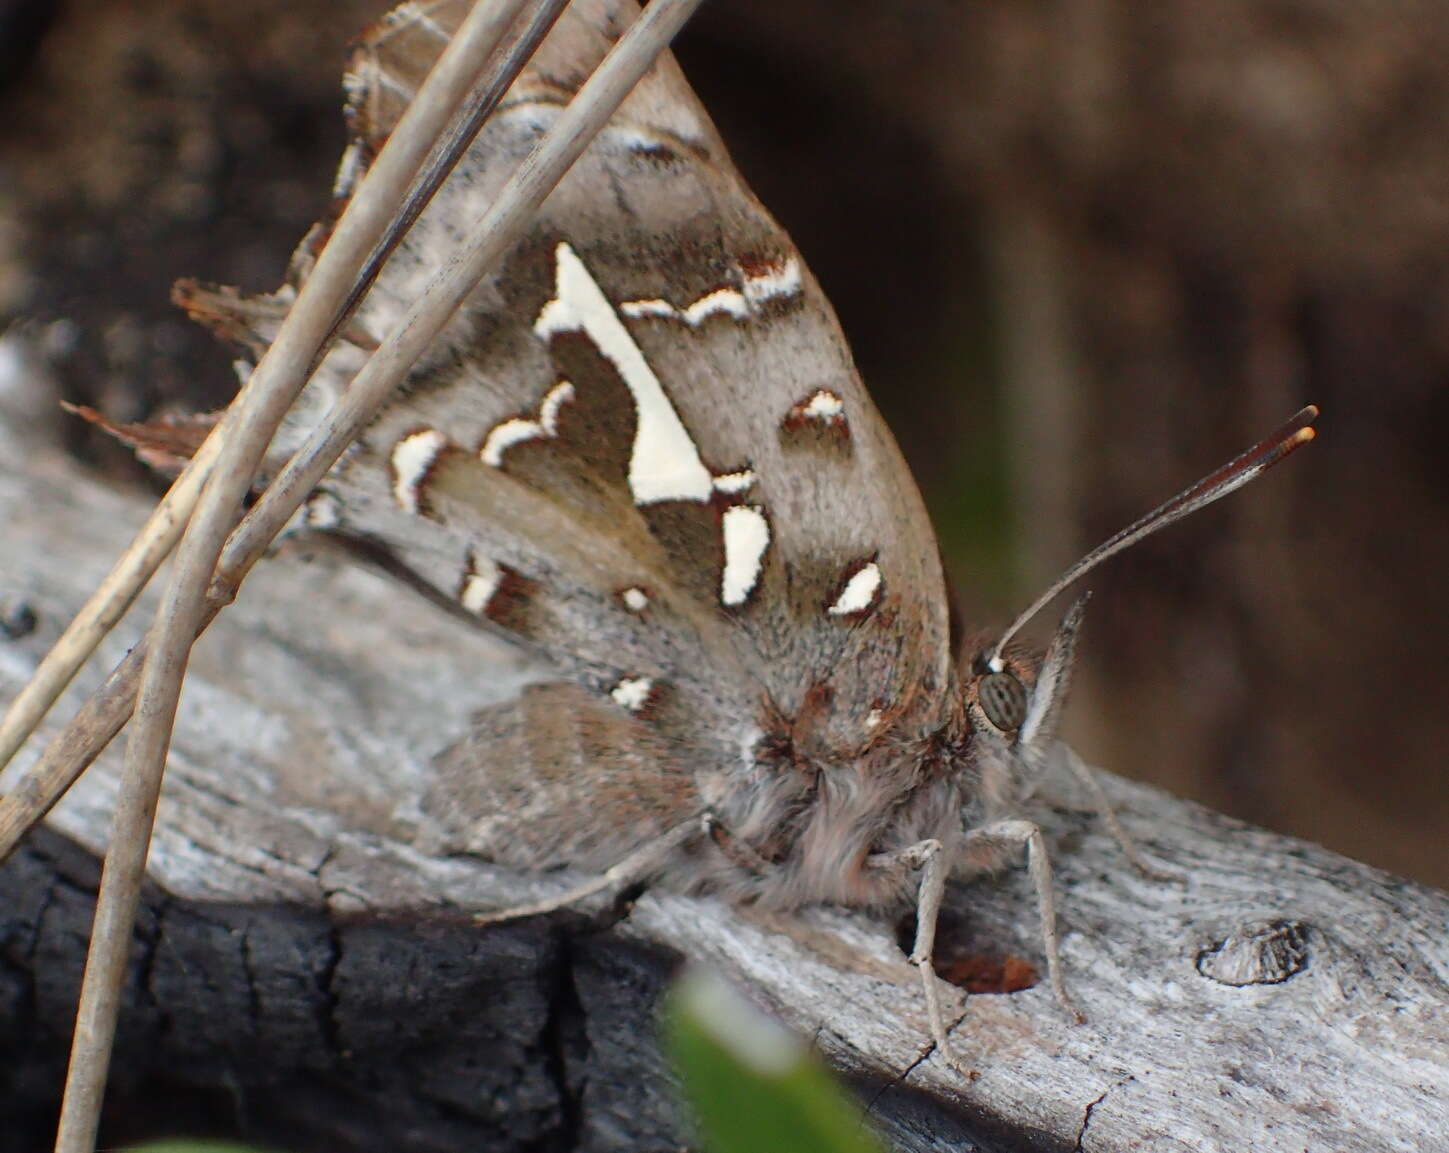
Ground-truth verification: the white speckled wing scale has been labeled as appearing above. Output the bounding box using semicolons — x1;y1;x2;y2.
182;0;953;872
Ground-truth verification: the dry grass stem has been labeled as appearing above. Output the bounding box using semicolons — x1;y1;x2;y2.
0;0;546;864
49;1;545;1147
0;643;150;861
50;2;708;1150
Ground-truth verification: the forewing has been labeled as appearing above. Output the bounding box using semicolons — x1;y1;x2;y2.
186;0;953;843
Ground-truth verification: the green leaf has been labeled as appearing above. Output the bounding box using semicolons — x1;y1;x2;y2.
125;1142;275;1153
664;968;887;1153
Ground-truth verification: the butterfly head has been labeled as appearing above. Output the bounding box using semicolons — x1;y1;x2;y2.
962;595;1088;798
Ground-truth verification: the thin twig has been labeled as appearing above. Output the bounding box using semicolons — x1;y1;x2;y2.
0;0;555;867
50;1;540;1148
0;643;149;860
50;3;706;1150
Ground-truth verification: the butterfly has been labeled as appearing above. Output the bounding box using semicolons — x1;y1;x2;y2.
162;0;1315;1072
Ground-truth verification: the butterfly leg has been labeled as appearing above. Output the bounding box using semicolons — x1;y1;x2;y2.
474;818;698;925
864;838;979;1077
1059;747;1185;882
961;819;1083;1022
701;811;774;875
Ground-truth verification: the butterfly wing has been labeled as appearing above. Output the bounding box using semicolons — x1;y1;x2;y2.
185;0;954;872
426;681;699;870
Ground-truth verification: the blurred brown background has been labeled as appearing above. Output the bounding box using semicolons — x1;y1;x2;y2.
1;0;1445;886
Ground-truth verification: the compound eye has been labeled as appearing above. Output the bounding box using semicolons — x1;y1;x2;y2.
978;671;1028;732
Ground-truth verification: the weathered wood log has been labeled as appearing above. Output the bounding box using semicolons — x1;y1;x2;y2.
2;350;1446;1151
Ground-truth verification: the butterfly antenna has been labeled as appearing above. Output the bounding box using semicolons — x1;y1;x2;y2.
986;405;1318;671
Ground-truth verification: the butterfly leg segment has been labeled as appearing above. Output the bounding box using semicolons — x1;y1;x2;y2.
1059;748;1184;883
474;818;698;925
961;819;1084;1022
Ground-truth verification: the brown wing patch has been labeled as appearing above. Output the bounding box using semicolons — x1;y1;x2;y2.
457;550;539;631
504;328;638;499
423;681;701;871
389;428;457;517
780;389;853;458
824;556;884;620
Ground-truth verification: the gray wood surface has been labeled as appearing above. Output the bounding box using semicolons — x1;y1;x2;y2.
1;342;1446;1151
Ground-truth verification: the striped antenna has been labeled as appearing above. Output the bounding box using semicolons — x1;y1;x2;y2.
987;405;1319;671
